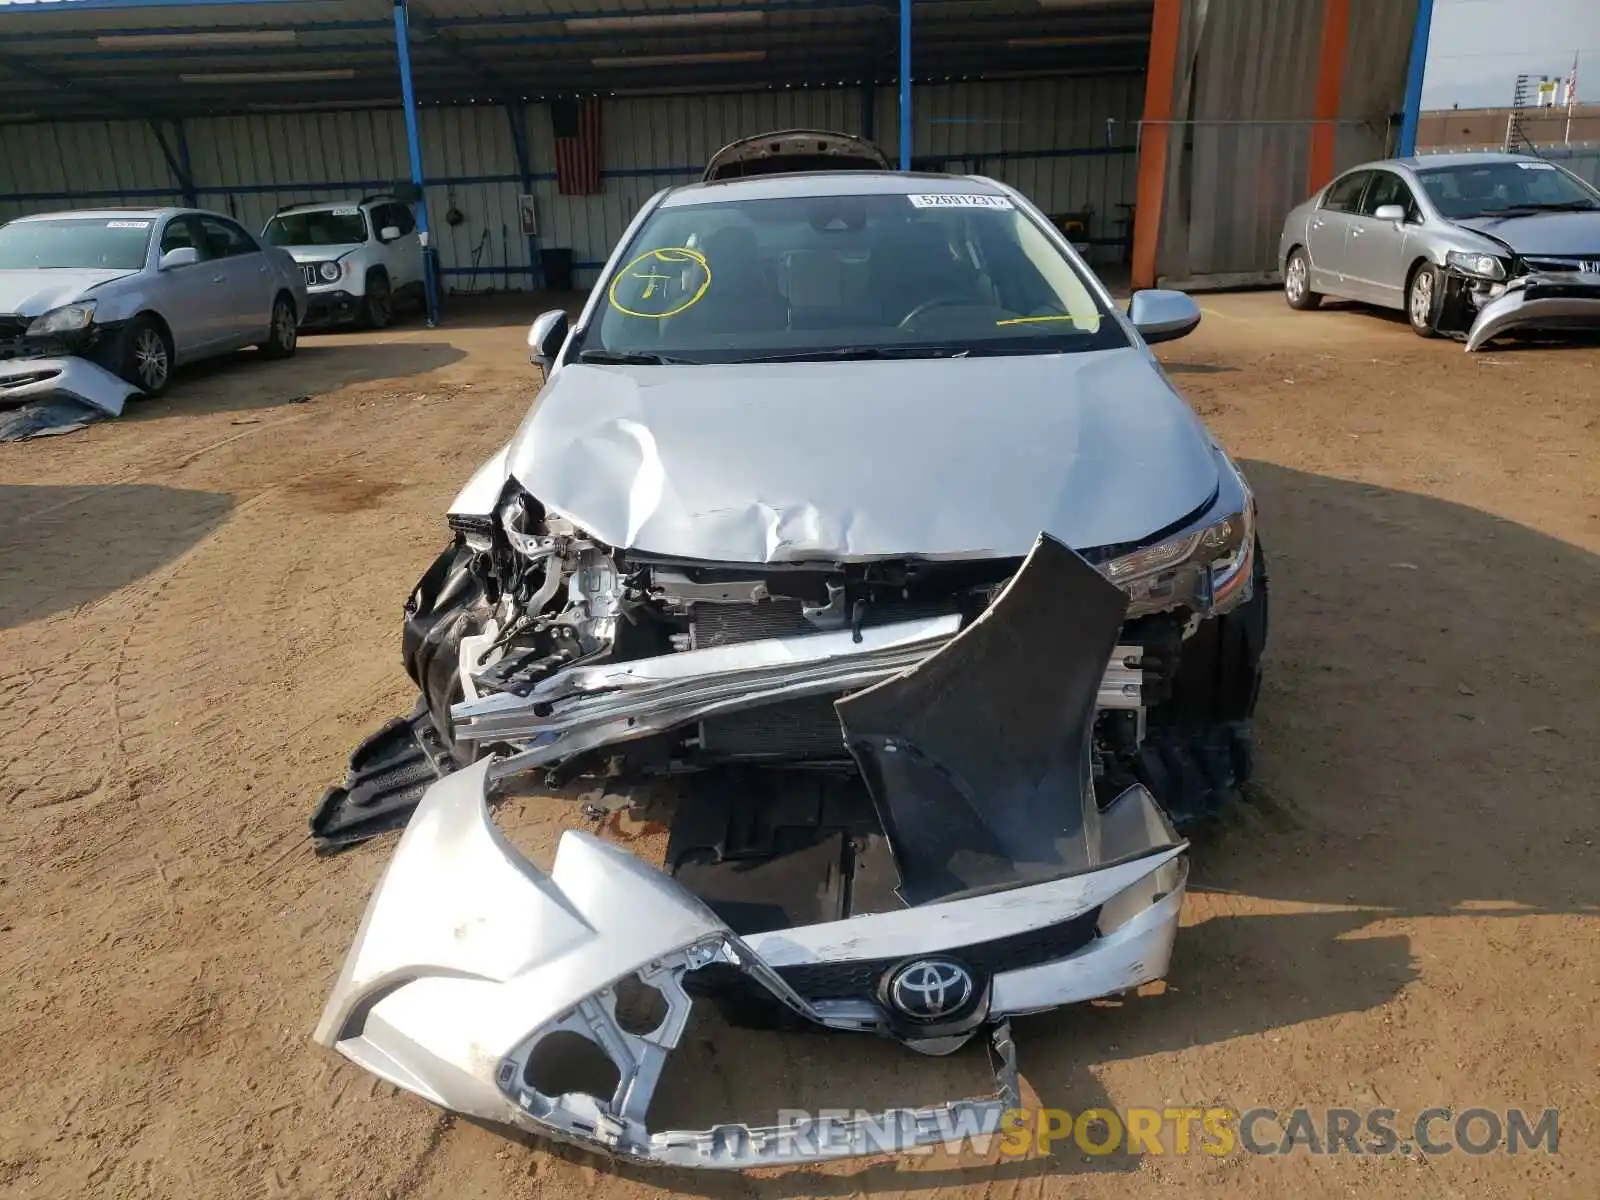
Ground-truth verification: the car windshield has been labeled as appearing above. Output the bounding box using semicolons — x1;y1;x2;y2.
1417;161;1600;218
579;189;1125;363
0;217;153;271
262;208;368;247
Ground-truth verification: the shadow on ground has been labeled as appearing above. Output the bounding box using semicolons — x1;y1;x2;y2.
0;484;233;629
334;463;1600;1193
126;340;467;420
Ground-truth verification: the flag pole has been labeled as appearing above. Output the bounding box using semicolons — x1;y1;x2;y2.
1565;51;1579;147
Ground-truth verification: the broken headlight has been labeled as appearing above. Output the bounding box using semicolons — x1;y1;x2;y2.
1446;251;1507;281
25;300;97;336
1101;503;1253;615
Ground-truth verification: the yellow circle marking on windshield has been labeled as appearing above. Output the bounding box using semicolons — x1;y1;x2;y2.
607;247;711;318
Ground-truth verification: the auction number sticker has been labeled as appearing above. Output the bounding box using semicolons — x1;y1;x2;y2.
1516;161;1556;170
331;206;362;215
607;247;712;319
106;220;151;229
907;194;1014;209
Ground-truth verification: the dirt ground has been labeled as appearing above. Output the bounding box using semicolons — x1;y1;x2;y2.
1;290;1596;1199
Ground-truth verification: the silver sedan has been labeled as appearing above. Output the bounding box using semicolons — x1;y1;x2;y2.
0;207;307;413
1279;152;1600;350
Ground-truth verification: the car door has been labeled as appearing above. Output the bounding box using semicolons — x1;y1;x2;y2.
380;202;422;290
1305;170;1370;296
152;215;221;359
1343;169;1420;308
197;215;273;346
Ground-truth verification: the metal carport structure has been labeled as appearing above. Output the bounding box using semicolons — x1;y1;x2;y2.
0;0;1157;310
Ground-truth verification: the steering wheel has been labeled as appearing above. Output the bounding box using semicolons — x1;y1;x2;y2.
898;296;980;328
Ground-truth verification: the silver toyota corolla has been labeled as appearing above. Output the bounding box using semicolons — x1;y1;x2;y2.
313;159;1269;1168
1279;151;1600;350
0;207;307;430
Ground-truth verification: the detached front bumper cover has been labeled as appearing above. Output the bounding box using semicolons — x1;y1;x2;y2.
314;759;1185;1168
1465;270;1600;351
0;356;139;440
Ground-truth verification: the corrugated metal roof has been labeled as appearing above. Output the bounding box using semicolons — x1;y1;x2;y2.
0;0;1154;121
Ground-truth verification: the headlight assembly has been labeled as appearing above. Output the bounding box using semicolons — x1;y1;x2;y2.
25;300;98;336
319;261;342;282
1446;251;1506;281
1101;504;1254;616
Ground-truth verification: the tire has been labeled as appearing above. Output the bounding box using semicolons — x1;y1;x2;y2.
118;315;174;397
1283;247;1322;310
1136;540;1269;827
259;294;299;359
360;272;392;329
1406;263;1443;338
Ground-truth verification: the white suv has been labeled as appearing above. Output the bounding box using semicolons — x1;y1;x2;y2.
261;196;424;329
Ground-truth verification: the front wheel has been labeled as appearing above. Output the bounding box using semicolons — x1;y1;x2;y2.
1407;264;1442;338
119;316;174;397
1284;247;1322;310
360;274;392;329
260;295;299;359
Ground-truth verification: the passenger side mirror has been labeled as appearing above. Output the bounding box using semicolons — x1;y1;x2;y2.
1127;289;1201;345
159;246;199;270
527;309;569;369
379;226;401;242
1373;204;1407;225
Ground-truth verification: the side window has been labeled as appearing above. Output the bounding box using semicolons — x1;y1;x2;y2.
1322;171;1370;213
392;204;417;236
160;216;201;258
1359;171;1417;218
197;216;258;259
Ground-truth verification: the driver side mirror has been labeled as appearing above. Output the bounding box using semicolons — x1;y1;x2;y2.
159;246;199;270
1373;204;1407;226
527;309;569;369
379;225;401;242
1127;289;1201;345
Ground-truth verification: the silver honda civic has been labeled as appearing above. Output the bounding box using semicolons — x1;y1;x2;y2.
1279;151;1600;350
313;151;1269;1168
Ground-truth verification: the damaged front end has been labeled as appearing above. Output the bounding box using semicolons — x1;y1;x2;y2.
315;533;1188;1166
0;355;140;440
1464;267;1600;352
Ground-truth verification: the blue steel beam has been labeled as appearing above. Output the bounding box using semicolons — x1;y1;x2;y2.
147;117;199;206
394;0;440;325
1397;0;1436;157
505;102;543;289
898;0;911;169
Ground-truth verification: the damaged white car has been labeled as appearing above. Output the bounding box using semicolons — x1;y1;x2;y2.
314;160;1267;1167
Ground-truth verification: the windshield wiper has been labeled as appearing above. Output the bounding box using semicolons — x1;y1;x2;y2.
727;345;973;363
577;349;700;365
1468;201;1600;216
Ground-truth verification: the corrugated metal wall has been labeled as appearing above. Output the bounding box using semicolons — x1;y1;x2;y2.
0;75;1143;289
1153;0;1418;286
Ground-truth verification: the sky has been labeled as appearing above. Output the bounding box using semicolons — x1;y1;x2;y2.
1423;0;1600;108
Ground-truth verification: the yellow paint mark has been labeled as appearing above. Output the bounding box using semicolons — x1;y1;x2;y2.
994;314;1098;328
608;247;712;319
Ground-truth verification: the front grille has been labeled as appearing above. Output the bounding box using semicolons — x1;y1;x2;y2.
300;264;320;287
1522;256;1600;274
0;316;27;341
772;906;1103;1000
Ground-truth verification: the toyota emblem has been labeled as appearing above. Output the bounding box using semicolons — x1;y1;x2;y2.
886;959;974;1021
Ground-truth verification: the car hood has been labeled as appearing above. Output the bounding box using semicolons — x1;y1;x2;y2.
504;349;1221;563
0;268;135;316
284;246;361;263
1453;211;1600;255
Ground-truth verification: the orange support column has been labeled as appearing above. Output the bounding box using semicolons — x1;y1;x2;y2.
1308;0;1351;194
1131;0;1183;291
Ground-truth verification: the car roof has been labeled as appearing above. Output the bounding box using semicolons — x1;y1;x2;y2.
11;206;199;222
272;199;374;216
1351;151;1553;173
660;170;1007;207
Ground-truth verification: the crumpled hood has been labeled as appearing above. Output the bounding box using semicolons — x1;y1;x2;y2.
1453;211;1600;256
0;269;134;316
504;349;1221;563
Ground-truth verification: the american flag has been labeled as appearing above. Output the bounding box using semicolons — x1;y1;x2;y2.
552;97;603;195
